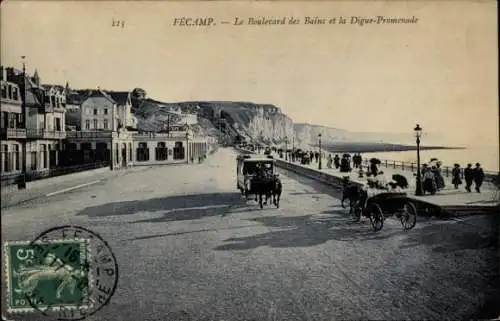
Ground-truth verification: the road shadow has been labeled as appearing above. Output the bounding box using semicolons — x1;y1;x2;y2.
77;192;253;221
214;211;499;253
214;213;411;251
399;214;499;253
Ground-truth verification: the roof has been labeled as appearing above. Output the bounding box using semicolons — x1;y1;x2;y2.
41;84;64;91
107;91;130;105
85;89;116;104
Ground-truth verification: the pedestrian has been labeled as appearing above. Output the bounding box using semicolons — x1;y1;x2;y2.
334;154;340;169
451;163;462;189
464;163;473;192
472;163;485;193
327;154;333;168
434;163;445;190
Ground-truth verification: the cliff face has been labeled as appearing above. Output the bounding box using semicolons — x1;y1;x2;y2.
130;97;295;144
208;102;295;144
293;123;420;147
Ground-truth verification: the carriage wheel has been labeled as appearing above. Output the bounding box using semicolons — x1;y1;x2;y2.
369;203;384;232
400;202;417;230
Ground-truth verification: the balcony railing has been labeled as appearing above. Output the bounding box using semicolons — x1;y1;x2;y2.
66;131;117;139
0;128;27;139
26;129;66;139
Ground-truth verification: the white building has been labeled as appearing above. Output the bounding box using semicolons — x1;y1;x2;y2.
107;91;137;129
80;89;119;131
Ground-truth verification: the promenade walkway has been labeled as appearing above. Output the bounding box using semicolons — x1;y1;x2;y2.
268;152;499;210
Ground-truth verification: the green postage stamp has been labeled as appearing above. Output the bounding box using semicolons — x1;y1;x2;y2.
4;239;90;313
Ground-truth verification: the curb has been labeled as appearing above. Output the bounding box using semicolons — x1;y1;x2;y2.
45;180;102;197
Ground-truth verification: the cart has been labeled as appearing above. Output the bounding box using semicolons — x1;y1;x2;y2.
352;191;417;232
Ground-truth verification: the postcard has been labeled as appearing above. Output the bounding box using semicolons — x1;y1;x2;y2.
1;1;498;320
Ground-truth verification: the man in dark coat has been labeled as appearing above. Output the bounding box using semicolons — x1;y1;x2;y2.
472;163;485;193
334;155;340;169
464;163;474;192
451;164;462;189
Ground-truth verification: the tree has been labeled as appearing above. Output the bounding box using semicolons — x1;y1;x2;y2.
131;88;147;100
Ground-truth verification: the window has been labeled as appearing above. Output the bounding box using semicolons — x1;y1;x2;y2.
12;87;18;101
54;118;61;131
8;113;16;128
103;119;109;129
173;142;185;160
1;145;9;173
30;151;37;170
14;145;20;171
86;107;91;115
40;144;47;169
128;143;132;161
136;142;149;162
104;109;108;115
93;119;98;129
17;114;23;128
1;85;6;99
85;120;90;129
155;142;168;161
93;108;97;115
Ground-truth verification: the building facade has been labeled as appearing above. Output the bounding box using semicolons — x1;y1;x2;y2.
1;66;67;184
0;67;25;182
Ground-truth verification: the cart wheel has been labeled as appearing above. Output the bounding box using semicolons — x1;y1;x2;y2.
369;203;384;232
400;202;417;230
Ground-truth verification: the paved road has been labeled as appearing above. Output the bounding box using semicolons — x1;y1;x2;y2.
2;148;499;321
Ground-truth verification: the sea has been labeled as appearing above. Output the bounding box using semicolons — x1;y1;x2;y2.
350;146;499;173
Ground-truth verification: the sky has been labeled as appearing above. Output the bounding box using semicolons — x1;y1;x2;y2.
1;1;498;148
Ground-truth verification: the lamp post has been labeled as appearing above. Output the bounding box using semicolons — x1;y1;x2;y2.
292;135;295;162
284;136;288;161
318;133;322;170
414;124;423;196
185;131;190;164
18;56;27;189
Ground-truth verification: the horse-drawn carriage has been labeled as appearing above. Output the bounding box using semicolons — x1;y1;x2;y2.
342;177;417;232
236;154;282;209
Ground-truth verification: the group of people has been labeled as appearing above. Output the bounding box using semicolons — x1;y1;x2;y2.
326;153;363;172
451;163;485;193
421;162;486;194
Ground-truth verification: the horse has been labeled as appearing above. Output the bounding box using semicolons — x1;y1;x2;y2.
252;174;282;209
271;175;282;208
340;177;367;215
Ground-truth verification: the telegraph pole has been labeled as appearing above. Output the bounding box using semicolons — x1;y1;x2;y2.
18;56;27;189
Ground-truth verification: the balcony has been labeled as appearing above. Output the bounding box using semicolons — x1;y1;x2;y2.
0;128;27;140
26;129;66;140
66;131;117;140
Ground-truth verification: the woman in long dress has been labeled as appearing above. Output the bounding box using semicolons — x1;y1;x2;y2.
451;164;462;189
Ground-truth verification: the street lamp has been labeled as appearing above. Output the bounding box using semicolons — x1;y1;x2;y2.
284;136;288;161
18;56;27;189
414;124;423;196
185;131;191;164
318;133;322;170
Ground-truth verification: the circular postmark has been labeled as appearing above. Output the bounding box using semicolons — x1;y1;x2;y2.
20;225;119;320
